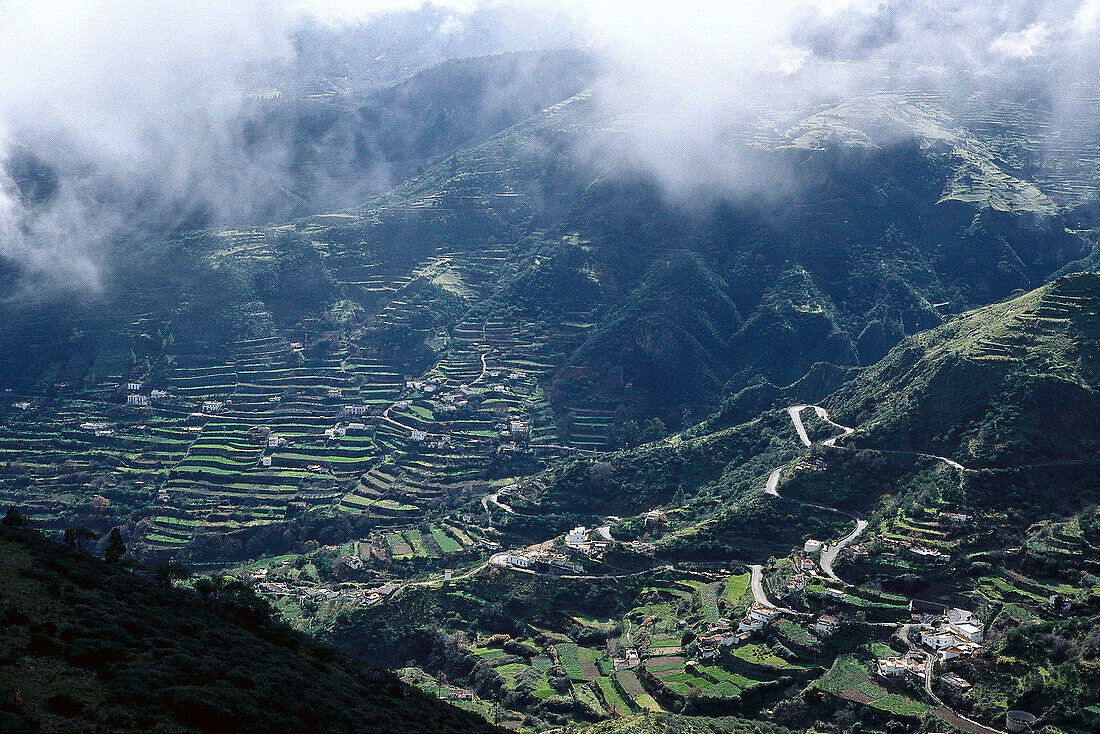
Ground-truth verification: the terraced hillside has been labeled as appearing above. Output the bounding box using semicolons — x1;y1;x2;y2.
2;84;1099;559
828;271;1100;466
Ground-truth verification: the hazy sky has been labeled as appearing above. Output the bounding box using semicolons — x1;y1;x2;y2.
0;0;1097;295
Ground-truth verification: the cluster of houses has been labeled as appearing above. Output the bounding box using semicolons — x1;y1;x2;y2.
251;570;398;608
79;420;116;437
698;621;748;658
914;607;985;660
123;381;171;408
564;525;611;558
405;376;445;394
502;550;584;575
323;421;367;440
794;456;828;473
876;650;929;682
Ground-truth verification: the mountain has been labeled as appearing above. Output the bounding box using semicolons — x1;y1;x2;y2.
0;523;497;733
828;271;1100;466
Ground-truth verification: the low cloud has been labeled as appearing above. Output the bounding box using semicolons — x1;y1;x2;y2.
1;1;1098;294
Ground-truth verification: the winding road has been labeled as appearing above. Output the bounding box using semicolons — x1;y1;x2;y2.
773;404;1007;733
769;406;868;584
749;563;794;612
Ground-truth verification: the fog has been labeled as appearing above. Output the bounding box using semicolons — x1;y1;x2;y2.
0;0;1097;294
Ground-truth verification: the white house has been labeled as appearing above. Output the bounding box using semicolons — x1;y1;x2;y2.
738;617;765;633
410;430;428;443
566;526;588;547
813;615;840;637
444;568;452;582
127;394;150;407
798;557;817;572
150;389;168;399
343;555;364;570
347;422;366;431
804;539;824;553
506;553;532;569
877;657;906;678
920;629;957;650
127;381;143;392
80;422;108;431
268;435;283;448
613;648;640;670
509;420;528;437
947;620;983;643
261;455;273;467
202;400;223;413
327;388;342;398
344;405;370;416
748;603;779;624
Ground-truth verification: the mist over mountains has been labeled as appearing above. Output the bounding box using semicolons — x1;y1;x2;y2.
2;4;1100;733
2;0;1099;296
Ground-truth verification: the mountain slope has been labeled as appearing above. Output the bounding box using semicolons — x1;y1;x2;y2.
0;524;497;733
827;271;1100;466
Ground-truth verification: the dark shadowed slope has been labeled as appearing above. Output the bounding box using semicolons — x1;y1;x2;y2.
0;524;499;733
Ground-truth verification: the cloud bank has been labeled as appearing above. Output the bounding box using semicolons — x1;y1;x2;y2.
0;0;1098;294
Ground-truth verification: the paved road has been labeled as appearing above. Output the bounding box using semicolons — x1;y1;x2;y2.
481;492;516;515
403;561;488;589
787;405;814;446
748;564;794;612
775;405;1007;733
819;517;869;582
764;467;783;497
767;407;868;583
814;405;856;447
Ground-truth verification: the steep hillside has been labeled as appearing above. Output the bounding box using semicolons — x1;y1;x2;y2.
828;271;1100;466
0;524;497;733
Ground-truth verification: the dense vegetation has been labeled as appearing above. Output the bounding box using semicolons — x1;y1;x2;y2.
0;522;496;732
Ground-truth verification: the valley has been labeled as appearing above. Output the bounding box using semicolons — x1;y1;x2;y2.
2;17;1100;733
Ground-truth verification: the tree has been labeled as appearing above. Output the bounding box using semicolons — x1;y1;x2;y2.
63;526;99;553
152;562;193;589
104;528;126;563
2;506;24;527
